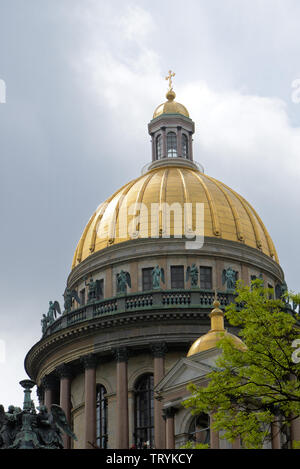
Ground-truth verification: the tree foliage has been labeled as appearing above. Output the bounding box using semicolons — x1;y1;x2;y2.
183;280;300;449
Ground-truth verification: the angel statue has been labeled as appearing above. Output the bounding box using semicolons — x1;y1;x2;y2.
47;301;61;325
152;265;165;290
117;270;131;294
63;288;81;313
34;404;77;449
222;267;238;291
186;264;199;288
85;277;103;303
0;380;77;449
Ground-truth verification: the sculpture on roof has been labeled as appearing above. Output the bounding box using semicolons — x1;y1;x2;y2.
63;288;81;313
116;270;131;294
186;264;199;288
85;277;103;303
152;265;165;290
41;301;62;335
222;267;238;291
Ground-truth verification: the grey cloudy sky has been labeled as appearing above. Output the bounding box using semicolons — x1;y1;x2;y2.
0;0;299;408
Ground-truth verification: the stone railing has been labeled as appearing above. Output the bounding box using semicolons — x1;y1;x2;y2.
42;289;235;338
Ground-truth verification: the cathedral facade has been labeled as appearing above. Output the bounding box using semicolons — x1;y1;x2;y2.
25;78;287;449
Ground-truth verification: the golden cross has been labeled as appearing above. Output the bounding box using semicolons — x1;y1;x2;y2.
165;70;176;91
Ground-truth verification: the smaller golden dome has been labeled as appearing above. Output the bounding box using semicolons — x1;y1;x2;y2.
187;298;246;356
153;90;190;119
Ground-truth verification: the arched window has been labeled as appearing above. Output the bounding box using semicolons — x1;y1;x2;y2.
182;134;188;159
96;384;108;449
167;132;177;157
156;135;162;159
134;374;154;449
188;414;210;446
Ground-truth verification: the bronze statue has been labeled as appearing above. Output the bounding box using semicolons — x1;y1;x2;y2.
63;288;81;312
152;265;165;289
41;301;61;335
222;267;238;290
85;277;103;303
116;270;131;294
47;301;61;325
186;264;199;288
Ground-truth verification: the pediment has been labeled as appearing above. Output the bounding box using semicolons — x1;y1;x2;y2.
155;357;213;393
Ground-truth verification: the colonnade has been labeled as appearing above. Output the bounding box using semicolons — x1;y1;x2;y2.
41;348;300;450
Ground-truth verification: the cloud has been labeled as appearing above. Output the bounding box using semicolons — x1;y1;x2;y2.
72;3;300;190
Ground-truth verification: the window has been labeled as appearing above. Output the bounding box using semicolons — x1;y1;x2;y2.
80;288;86;306
188;414;210;445
156;135;162;159
134;374;154;449
167;132;177;157
200;267;212;290
182;134;188;158
96;384;108;449
142;268;153;291
171;266;184;289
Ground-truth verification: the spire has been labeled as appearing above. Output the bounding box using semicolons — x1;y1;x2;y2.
209;290;225;332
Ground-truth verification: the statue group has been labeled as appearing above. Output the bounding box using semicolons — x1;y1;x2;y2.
0;381;77;450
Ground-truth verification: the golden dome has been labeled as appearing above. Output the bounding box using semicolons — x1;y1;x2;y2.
153;90;190;119
72;163;278;269
187;298;246;356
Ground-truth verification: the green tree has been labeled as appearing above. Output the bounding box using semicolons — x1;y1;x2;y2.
183;280;300;449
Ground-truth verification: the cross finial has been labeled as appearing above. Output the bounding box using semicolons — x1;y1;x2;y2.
165;70;176;91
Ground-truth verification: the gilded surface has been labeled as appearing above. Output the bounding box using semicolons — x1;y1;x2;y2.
72;165;279;269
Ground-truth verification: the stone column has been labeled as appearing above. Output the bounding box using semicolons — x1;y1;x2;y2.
42;375;57;411
115;347;129;449
188;131;193;161
210;414;219;449
232;437;241;449
82;354;97;449
57;364;73;449
162;127;167;158
151;343;167;449
164;408;176;449
151;133;155;161
291;417;300;447
271;421;281;449
177;127;182;157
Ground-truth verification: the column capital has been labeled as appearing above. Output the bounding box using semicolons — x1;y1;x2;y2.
163;407;177;420
81;353;98;370
41;375;57;391
151;342;167;358
113;347;129;363
56;363;73;379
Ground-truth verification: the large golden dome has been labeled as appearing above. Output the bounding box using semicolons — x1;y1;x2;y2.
72;163;278;269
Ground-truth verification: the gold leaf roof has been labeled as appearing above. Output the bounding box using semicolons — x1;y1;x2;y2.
72;164;278;269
